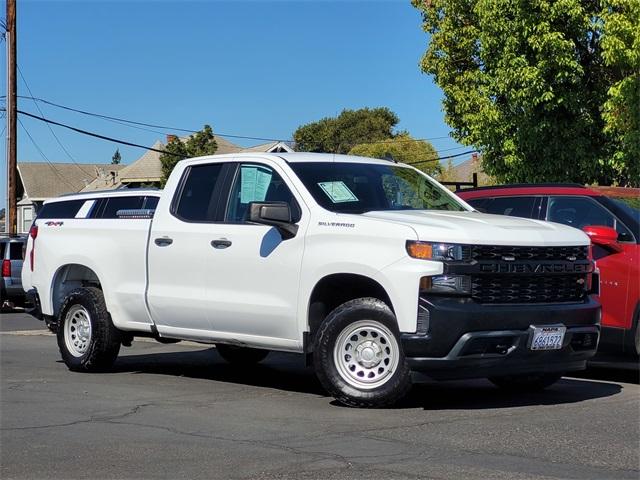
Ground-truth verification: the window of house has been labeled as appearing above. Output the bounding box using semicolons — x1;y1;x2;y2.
22;207;33;233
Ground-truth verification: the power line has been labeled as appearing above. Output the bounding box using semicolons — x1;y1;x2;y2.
17;118;79;190
0;95;459;146
2;95;292;143
4;108;477;164
17;66;95;177
17;109;184;157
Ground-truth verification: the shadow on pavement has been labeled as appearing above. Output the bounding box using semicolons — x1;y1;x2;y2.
112;348;327;397
109;347;625;410
396;377;623;410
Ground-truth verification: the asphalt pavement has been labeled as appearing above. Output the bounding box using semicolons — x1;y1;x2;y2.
1;311;638;480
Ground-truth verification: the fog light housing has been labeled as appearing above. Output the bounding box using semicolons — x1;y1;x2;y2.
421;275;471;295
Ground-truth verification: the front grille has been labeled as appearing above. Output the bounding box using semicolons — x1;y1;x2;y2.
471;274;587;303
470;245;588;262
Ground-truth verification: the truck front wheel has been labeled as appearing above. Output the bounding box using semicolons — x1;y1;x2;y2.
313;298;412;408
57;287;121;372
488;373;562;392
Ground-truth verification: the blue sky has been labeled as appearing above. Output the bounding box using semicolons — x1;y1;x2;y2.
1;0;467;210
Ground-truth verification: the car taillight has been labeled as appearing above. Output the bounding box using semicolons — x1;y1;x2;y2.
29;225;38;272
1;259;10;278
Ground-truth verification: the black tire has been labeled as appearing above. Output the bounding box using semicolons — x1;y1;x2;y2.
313;297;412;408
56;287;121;372
215;344;269;365
631;309;640;357
489;372;563;392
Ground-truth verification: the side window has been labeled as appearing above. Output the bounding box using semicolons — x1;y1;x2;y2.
547;196;633;240
143;196;159;210
37;200;86;219
226;164;300;223
173;163;225;222
9;243;23;260
100;196;145;219
473;196;537;218
467;198;489;213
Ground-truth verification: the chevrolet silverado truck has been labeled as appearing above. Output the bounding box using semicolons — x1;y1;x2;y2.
22;153;601;407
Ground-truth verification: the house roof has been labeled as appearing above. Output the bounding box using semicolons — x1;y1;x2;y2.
451;157;492;186
117;140;166;183
114;136;245;184
18;162;126;200
241;141;295;153
80;136;295;193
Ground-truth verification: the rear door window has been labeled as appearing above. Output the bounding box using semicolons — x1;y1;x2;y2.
173;163;225;222
9;242;24;260
99;196;146;219
37;200;86;219
143;196;159;210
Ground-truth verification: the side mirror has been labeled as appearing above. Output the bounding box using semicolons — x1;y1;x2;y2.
248;202;298;239
582;225;623;252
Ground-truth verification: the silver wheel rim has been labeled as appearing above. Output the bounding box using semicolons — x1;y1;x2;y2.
333;320;400;390
64;305;92;357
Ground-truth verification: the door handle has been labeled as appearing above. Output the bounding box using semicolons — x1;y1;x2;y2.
211;239;232;249
154;237;173;247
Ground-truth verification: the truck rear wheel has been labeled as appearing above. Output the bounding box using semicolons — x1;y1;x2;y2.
215;344;269;365
57;287;121;372
313;298;411;408
489;373;562;392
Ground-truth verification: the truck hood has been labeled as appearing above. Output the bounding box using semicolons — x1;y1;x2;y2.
360;210;589;246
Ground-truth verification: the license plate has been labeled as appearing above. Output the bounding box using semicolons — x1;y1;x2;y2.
530;326;566;351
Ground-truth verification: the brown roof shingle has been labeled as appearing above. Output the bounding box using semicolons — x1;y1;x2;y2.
18;162;125;199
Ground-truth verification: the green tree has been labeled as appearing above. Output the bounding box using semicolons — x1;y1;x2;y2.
349;133;441;175
293;107;399;154
111;148;122;165
600;0;640;185
412;0;639;186
160;125;218;185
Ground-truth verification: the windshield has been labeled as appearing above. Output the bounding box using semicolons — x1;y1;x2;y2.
290;162;467;214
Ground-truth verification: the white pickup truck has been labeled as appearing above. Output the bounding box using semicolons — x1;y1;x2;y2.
23;152;600;407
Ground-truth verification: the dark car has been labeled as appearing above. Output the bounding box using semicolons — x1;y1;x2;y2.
457;184;640;357
0;235;27;308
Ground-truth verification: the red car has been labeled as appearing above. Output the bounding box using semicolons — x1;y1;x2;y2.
458;184;640;356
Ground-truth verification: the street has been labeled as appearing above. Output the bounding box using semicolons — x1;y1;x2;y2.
1;311;639;480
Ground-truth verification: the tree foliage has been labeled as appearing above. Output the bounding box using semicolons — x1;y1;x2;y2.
600;0;640;184
160;125;218;185
111;148;121;165
413;0;639;186
293;107;399;154
349;133;441;175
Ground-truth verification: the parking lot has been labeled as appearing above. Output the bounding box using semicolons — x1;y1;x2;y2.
1;310;638;480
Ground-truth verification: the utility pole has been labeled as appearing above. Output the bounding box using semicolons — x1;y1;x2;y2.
5;0;17;234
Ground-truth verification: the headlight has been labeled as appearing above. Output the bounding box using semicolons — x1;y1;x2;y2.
406;241;464;261
420;275;471;295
